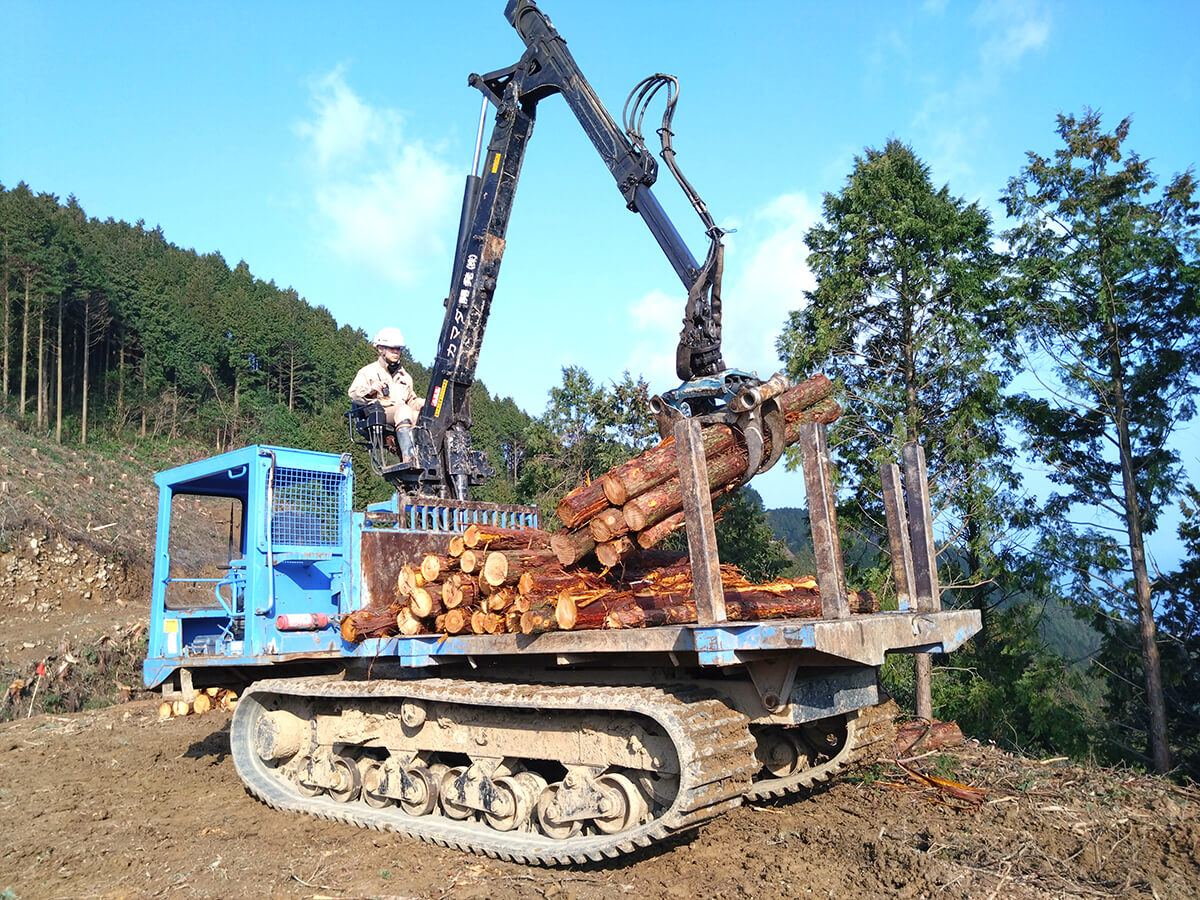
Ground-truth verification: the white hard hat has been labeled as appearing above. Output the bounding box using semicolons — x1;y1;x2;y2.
372;327;406;348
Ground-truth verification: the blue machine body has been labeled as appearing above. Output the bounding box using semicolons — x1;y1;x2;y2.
144;445;542;687
144;445;981;690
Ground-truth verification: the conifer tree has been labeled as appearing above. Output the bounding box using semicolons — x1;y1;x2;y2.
778;139;1027;719
1002;110;1200;773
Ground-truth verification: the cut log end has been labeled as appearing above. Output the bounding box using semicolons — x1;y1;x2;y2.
550;529;595;566
595;536;635;568
482;550;509;588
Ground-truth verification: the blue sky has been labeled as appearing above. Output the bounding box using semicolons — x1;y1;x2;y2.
3;1;1198;566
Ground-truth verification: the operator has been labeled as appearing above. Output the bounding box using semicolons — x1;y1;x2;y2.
348;327;424;429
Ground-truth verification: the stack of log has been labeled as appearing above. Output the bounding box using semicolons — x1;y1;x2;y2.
338;373;871;643
549;374;840;568
339;527;878;643
158;686;238;719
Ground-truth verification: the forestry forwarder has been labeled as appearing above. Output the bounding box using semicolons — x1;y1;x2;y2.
144;1;982;865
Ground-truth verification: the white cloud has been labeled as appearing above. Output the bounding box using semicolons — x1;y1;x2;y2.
903;0;1051;201
622;288;685;391
295;68;458;286
975;0;1051;67
722;192;820;378
620;192;820;393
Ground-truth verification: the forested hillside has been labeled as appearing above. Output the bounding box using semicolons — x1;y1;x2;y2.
0;181;541;509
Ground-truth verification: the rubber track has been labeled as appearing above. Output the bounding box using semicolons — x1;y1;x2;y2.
231;676;759;865
744;699;898;801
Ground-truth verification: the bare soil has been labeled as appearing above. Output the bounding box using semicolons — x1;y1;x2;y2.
0;422;1197;899
0;699;1197;900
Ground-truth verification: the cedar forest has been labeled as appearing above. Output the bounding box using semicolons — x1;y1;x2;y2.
1;109;1197;779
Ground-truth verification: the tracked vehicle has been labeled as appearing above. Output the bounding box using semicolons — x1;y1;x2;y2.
144;1;982;864
145;444;977;863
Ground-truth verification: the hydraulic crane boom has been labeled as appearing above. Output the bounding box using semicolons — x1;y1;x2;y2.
376;0;727;498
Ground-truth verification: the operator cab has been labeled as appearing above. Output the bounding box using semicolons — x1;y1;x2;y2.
144;445;353;688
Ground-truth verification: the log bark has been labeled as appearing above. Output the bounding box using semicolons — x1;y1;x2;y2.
463;524;552;551
518;569;601;597
891;720;965;757
556;479;610;530
572;591;639;629
781;396;842;444
342;603;403;641
614;549;692;573
600;428;732;507
619;398;839;553
550;528;595;566
636;509;687;549
597;375;835;507
550;589;640;630
606;604;697;628
606;589;876;628
622;440;749;532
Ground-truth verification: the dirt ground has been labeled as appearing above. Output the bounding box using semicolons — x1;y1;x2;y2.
0;696;1197;900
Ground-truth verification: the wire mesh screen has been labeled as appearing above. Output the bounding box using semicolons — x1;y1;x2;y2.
271;467;345;546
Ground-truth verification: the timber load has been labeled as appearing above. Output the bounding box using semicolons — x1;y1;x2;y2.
341;533;879;641
340;375;879;643
551;373;841;568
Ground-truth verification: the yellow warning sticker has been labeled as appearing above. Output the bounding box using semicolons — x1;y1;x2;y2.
435;380;448;417
492;152;501;174
164;619;179;633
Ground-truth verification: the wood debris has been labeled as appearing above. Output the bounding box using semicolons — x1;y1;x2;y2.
892;719;966;757
158;686;238;718
890;758;989;807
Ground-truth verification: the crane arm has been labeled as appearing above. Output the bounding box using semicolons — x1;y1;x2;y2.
381;0;726;498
